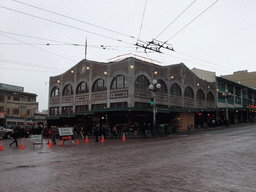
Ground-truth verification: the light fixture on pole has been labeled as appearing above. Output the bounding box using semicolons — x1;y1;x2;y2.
222;90;232;127
149;79;161;135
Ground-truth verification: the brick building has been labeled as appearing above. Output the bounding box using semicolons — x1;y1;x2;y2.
0;83;38;127
47;57;217;134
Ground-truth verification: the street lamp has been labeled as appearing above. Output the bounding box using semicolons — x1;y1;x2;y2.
149;79;161;135
222;90;232;127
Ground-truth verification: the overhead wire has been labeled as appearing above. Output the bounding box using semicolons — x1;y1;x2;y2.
137;0;148;42
0;59;66;70
0;5;133;46
155;0;197;40
0;30;78;45
0;32;77;62
11;0;135;40
165;0;219;43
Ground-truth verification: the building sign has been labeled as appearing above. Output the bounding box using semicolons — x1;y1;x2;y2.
31;135;43;143
0;83;24;92
249;105;256;109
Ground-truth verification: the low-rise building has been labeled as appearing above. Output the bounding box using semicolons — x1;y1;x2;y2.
0;83;39;127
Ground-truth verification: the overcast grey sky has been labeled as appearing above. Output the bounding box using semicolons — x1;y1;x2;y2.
1;0;256;111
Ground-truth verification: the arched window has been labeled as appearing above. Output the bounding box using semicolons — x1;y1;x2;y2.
197;89;205;100
92;78;106;92
184;86;194;98
76;82;88;94
170;83;181;96
157;80;167;93
111;75;127;90
207;92;214;102
51;86;59;97
135;75;150;90
63;84;73;96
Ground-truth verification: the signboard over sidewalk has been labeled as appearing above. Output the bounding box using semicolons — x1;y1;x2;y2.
58;127;73;136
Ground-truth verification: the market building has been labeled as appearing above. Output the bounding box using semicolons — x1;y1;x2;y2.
47;56;217;135
0;83;39;127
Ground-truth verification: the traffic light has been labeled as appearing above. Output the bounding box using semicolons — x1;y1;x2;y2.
151;98;154;107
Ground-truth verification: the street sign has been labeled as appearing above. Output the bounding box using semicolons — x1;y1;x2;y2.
58;127;73;136
58;127;74;141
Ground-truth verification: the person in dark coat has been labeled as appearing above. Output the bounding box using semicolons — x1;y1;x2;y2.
10;128;19;147
94;125;99;142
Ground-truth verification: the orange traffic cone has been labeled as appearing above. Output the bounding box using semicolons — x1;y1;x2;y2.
48;140;53;147
60;140;62;146
0;140;3;150
101;134;104;142
77;139;79;145
122;133;126;141
85;135;89;143
20;139;25;149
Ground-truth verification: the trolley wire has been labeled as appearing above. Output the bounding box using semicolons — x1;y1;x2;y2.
11;0;135;40
155;0;197;39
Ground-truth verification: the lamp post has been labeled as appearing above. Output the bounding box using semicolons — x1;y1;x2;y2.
222;90;232;127
149;79;161;135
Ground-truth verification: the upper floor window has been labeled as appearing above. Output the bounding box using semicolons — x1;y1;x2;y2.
76;82;88;94
207;92;214;102
170;83;181;96
218;81;225;92
197;89;205;100
0;95;4;102
13;97;20;101
184;86;194;98
51;86;59;97
135;75;150;90
63;84;73;96
92;78;106;92
111;75;127;89
157;80;167;93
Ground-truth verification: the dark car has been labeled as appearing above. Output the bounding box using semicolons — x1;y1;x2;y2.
0;126;14;139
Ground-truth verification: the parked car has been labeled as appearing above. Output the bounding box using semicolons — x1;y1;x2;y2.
0;126;14;139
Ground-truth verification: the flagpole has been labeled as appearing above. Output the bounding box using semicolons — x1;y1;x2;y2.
85;38;87;60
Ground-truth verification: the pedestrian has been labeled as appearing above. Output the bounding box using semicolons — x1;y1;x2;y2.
94;125;99;142
48;128;53;144
112;125;117;138
10;127;19;147
102;125;107;140
134;122;138;136
73;125;77;138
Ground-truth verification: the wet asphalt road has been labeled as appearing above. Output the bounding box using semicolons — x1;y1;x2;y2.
1;124;256;192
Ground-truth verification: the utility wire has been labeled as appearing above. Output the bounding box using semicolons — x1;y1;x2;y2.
0;59;66;70
155;0;197;39
0;32;77;62
0;30;78;45
0;5;132;45
137;0;148;42
11;0;135;39
166;0;219;43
